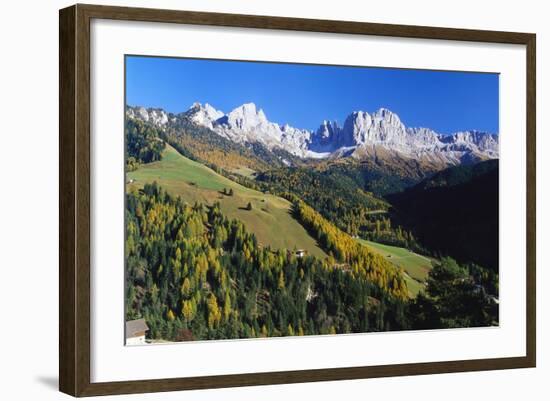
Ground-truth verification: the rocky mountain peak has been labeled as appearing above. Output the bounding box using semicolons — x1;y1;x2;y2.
185;102;224;129
127;106;169;126
317;120;339;136
226;103;268;130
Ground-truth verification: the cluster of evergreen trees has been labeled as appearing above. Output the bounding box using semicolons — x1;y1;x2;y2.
410;257;498;329
360;216;424;253
125;183;410;341
125;119;165;171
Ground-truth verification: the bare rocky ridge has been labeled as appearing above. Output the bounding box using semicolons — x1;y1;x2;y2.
127;103;499;167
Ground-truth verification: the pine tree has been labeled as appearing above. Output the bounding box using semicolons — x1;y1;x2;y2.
223;292;231;321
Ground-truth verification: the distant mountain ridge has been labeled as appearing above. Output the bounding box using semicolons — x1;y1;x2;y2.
126;102;499;166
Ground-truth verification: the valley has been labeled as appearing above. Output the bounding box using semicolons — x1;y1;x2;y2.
388;159;499;271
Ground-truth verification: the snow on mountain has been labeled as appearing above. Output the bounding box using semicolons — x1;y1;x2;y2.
184;102;224;129
216;103;285;147
127;106;169;126
307;107;499;164
127;103;499;165
183;102;314;156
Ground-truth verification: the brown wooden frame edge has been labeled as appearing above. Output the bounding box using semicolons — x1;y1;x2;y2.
59;3;536;397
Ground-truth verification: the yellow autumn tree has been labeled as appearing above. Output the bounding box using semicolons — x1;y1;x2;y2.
181;277;192;298
278;270;285;290
287;324;294;336
223;292;231;321
261;324;268;337
207;294;222;329
182;299;195;321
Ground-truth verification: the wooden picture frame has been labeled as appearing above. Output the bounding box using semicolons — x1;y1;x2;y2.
59;3;536;397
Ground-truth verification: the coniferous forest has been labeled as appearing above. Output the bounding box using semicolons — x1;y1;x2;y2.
125;183;410;341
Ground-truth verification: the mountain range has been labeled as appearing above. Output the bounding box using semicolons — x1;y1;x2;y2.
126;102;499;166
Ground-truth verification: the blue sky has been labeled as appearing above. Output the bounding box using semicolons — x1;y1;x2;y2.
126;55;499;134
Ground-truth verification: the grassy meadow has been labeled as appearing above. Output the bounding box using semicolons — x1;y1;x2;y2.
357;239;434;297
127;145;326;259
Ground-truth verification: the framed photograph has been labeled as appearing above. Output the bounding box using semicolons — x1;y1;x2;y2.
59;4;536;397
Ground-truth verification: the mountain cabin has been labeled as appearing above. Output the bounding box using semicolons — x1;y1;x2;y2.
294;249;307;258
125;318;149;345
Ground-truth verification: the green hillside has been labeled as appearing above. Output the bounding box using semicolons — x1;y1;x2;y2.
127;145;326;258
356;239;434;297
